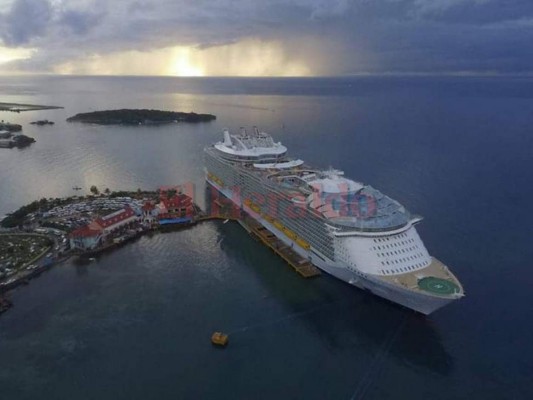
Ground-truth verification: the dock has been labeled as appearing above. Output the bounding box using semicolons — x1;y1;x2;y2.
197;194;320;278
242;216;321;278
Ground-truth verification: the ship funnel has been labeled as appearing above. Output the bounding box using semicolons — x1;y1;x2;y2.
240;127;247;137
223;129;232;146
253;126;260;136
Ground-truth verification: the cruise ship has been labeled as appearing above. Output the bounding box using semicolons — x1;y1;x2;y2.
204;127;464;314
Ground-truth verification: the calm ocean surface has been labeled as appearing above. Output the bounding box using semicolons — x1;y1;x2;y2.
0;76;532;399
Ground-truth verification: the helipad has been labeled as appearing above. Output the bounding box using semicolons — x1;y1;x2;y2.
418;277;460;296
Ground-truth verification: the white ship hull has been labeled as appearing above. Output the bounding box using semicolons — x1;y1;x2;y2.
204;127;463;314
206;179;456;315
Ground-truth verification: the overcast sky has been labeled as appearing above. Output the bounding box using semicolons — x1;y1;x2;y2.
0;0;532;76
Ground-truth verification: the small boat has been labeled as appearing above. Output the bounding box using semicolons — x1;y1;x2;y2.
223;219;229;224
89;257;96;261
211;332;229;347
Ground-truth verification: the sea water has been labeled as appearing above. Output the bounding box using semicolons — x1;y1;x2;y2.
0;75;532;399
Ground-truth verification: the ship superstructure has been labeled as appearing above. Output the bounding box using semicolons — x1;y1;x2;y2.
204;127;464;314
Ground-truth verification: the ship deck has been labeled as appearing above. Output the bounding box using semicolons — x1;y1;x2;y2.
236;159;413;231
378;257;464;297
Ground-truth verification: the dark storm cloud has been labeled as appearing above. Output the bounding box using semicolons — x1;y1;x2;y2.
60;9;106;35
1;0;52;45
1;0;533;74
407;0;533;24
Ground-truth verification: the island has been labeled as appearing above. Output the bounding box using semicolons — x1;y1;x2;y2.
0;126;35;148
4;135;36;148
30;120;54;126
0;102;63;112
66;109;216;125
0;121;22;132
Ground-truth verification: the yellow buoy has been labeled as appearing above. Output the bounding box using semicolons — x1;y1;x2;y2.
211;332;229;347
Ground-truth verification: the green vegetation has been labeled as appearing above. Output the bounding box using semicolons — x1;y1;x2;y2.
109;189;158;199
166;189;177;198
0;234;52;275
1;200;44;228
66;109;216;125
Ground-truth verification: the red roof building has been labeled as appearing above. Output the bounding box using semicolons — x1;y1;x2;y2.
141;202;155;212
92;206;136;230
69;206;138;250
70;225;101;238
69;226;103;250
161;195;192;210
158;194;194;220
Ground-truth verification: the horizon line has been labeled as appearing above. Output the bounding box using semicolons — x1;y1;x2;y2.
1;71;533;79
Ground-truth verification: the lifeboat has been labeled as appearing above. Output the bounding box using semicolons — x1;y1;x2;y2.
283;227;297;240
263;215;274;223
296;237;310;250
273;220;284;230
208;172;224;187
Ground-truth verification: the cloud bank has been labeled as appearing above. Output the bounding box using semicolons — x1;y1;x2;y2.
0;0;532;75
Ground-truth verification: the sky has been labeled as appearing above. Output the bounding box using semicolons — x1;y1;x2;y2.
0;0;532;76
